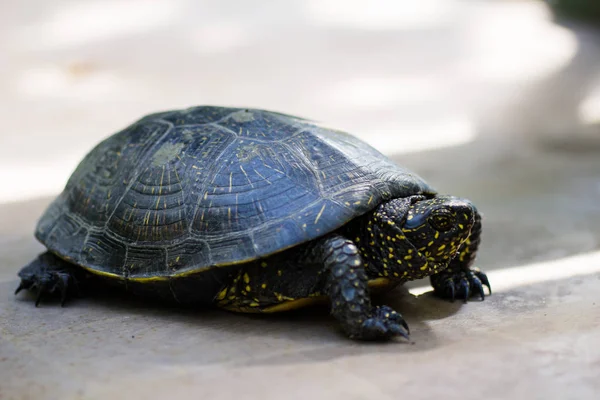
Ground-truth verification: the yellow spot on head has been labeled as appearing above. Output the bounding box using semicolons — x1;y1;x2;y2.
261;283;267;289
243;273;250;283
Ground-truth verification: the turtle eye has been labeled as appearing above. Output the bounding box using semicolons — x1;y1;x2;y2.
429;209;455;232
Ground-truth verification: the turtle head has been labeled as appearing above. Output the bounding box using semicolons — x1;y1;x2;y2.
400;195;475;267
356;195;478;281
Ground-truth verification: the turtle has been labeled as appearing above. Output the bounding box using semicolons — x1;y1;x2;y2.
15;106;489;341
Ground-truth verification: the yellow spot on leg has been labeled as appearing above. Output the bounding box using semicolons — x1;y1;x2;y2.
216;288;227;300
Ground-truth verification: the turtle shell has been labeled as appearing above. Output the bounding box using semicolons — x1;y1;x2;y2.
36;107;435;279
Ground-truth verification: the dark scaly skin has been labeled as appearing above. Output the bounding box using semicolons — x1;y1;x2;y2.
213;194;480;340
15;253;87;306
318;235;407;340
430;211;490;301
214;234;410;340
16;195;486;341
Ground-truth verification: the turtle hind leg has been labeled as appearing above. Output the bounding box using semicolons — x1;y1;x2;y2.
15;252;82;306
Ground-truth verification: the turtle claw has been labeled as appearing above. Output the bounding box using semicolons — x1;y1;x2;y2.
388;324;410;340
471;274;485;301
16;271;73;307
14;281;28;295
459;277;470;302
56;273;70;306
34;285;46;307
443;279;456;302
15;257;77;307
359;305;410;341
478;270;492;295
431;267;491;302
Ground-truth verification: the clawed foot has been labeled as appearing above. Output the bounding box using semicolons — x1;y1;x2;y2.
15;254;78;306
358;305;410;341
15;270;74;306
431;267;490;302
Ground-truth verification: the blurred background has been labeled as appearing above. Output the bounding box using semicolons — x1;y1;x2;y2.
1;1;600;398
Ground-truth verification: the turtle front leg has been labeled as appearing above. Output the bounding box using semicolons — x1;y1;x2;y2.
15;252;83;306
315;235;409;341
430;210;491;301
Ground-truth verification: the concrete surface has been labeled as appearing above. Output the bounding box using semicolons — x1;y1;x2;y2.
1;1;600;399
